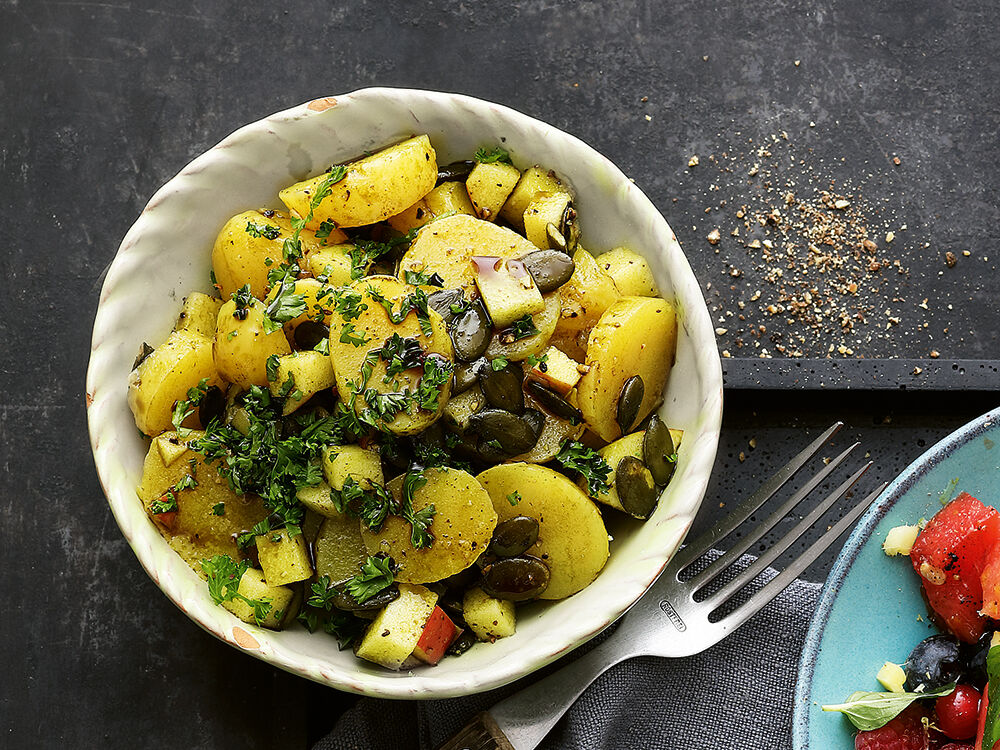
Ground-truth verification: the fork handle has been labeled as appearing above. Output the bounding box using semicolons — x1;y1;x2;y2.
437;638;632;750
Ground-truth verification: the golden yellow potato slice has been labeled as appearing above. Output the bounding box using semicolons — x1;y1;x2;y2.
552;247;622;338
577;296;678;442
213;297;291;388
476;463;609;600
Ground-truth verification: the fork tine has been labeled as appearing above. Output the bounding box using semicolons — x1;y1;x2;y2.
701;460;872;610
669;422;843;572
715;481;887;634
687;442;859;591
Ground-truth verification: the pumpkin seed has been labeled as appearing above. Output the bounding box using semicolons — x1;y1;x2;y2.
480;360;525;414
467;409;539;455
521;248;576;292
642;413;676;486
436;160;476;184
522;408;546;439
427;288;466;321
616;375;645;434
489;516;540;558
562;203;580;252
449;301;492;361
481;555;550;601
615;456;658;519
524;380;582;424
333;584;400;612
452;361;481;395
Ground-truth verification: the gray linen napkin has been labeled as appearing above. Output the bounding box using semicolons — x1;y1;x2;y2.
316;563;822;750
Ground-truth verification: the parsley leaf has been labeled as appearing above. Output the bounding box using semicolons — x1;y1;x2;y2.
171;377;210;436
265;354;281;383
200;554;273;625
346;555;395;603
474;145;512;164
245;221;281;240
212;502;226;516
339;322;368;347
413;355;454;412
507;490;522;506
404;269;445;287
555;440;613;495
232;284;255;319
506;314;540;341
348;228;418;280
491;357;509;371
263;274;308;334
401;471;435;549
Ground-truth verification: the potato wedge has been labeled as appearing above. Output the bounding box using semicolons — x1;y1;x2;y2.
387;180;477;233
597;247;659;297
463;587;516;641
466;161;521;222
328;276;453;435
361;467;497;584
552;248;621;338
398;214;538;296
279;136;437;229
211;209;344;300
577;297;678;442
305;244;356;288
221;567;296;630
322;445;384;491
476;463;608;600
355;583;438;670
173;293;223;339
499;166;568;231
213;297;291;388
256;528;312;586
483;291;560;362
127;330;223;436
580;429;683;513
137;432;268;572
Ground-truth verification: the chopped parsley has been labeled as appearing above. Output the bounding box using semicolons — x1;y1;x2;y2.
263;275;308;334
401;470;435;549
403;269;445;287
339;322;368;347
245;221;281;240
555;440;613;495
525;352;549;368
506;314;540;341
201;555;273;625
348;228;418;280
346;555;396;603
232;284;255;319
265;354;281;383
491;357;509;371
413;356;454;412
332;288;368;320
507;490;522;506
211;502;226;516
150;472;197;514
474;145;512;164
380;333;425;380
315;219;338;242
171;377;210;436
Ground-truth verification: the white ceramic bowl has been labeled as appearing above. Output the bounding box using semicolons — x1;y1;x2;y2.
87;88;723;698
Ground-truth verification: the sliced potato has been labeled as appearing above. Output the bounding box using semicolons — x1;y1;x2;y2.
463;587;516;641
306;244;356;288
499;166;568;230
328;275;453;435
137;432;268;572
388;180;477;233
582;429;683;513
221;567;295;630
442;385;485;431
466;161;521;221
552;248;621;338
213;297;291;388
255;528;312;586
398;214;537;296
360;467;497;584
127;330;223;436
597;247;659;297
313;510;369;584
577;297;678;442
523;191;574;250
476;463;608;600
211;209;343;300
355;583;439;669
322;445;384;491
279;135;437;229
266;350;335;415
484;291;560;362
174;293;223;339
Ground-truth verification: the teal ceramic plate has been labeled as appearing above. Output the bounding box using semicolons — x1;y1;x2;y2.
793;407;1000;748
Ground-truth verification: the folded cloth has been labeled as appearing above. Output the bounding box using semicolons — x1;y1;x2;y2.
316;565;822;750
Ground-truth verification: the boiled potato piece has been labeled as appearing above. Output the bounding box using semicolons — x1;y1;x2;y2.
527;346;585;395
221;566;296;630
279;136;437;229
523;191;573;250
473;256;545;329
314;511;369;584
553;248;621;337
355;583;438;670
174;293;223;339
328;276;453;435
463;587;516;641
484;292;560;362
297;479;342;519
597;247;659;297
577;297;678;442
322;445;384;491
263;278;337;340
510;392;585;463
442;385;485;431
128;330;223;436
388;181;477;233
211;209;343;300
256;528;312;586
137;432;268;572
466;161;521;221
548;328;590;363
361;468;497;584
266;350;335;415
476;463;609;600
499;166;568;230
214;297;291;388
398;214;537;296
306;244;357;287
581;429;683;513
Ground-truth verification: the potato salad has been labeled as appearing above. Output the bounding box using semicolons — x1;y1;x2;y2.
126;135;681;670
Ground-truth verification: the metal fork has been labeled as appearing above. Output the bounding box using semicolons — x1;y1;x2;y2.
439;422;886;750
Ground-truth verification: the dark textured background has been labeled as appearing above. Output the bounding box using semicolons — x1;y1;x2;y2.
2;0;999;747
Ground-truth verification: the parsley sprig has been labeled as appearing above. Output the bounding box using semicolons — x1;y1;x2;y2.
348;228;418;280
346;555;396;603
555;440;613;495
201;555;273;625
474;145;513;164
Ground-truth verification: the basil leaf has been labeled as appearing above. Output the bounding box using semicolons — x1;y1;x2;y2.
821;683;955;731
983;644;1000;746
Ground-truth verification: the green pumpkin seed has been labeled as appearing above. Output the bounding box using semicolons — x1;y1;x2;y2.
643;413;676;486
615;456;658;519
616;375;645;434
452;361;481;395
481;555;550;601
521;249;575;293
427;288;466;321
449;301;492;361
489;516;540;558
467;409;539;455
436;160;475;184
480;361;525;414
524;380;582;424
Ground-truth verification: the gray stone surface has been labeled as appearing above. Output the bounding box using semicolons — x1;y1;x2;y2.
2;0;998;747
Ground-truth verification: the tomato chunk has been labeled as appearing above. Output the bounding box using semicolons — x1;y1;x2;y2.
910;492;1000;643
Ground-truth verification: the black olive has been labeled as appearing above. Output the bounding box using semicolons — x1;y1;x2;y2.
293;320;330;351
520;249;576;293
427;289;466;321
333;585;400;613
436;160;476;184
467;409;539;455
962;630;994;689
524;380;582;424
643;413;676;486
480;361;525;414
452;361;481;395
615;456;658;519
481;556;550;601
132;341;154;371
449;301;492;361
616;375;645;434
904;634;965;691
489;516;540;558
198;385;226;427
